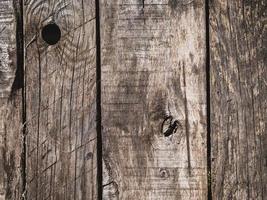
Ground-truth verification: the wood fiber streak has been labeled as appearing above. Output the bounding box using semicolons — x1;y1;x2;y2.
101;0;207;199
0;0;16;98
24;0;97;199
210;0;267;199
0;0;22;199
0;97;22;200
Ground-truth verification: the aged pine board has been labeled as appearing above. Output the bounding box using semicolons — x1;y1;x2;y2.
0;0;23;199
24;0;97;199
210;0;267;199
101;0;207;199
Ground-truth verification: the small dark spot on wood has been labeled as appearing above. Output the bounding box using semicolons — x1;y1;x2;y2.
41;23;61;45
159;168;170;179
85;152;93;160
189;52;194;61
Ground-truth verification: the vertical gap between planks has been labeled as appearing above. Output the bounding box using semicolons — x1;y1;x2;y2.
95;0;103;199
205;0;212;199
13;0;27;198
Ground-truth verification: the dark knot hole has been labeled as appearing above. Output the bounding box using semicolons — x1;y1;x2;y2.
41;23;61;45
161;116;181;137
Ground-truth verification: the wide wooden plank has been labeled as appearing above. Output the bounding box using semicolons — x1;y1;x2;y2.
0;0;24;199
210;0;267;199
101;0;207;199
24;0;97;199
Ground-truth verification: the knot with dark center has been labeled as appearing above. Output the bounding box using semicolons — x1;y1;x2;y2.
161;116;181;137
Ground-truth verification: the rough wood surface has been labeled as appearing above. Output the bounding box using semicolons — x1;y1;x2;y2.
0;0;23;199
24;0;97;199
210;0;267;199
1;0;266;199
101;0;207;199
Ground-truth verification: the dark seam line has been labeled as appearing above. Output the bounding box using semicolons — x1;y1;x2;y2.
21;1;27;198
95;0;103;200
13;0;27;198
205;0;212;199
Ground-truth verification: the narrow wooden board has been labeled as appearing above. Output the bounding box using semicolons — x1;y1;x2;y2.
101;0;207;199
210;0;267;199
0;0;23;199
24;0;97;199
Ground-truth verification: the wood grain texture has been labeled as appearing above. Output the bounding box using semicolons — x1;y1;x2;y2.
0;0;23;199
101;0;207;199
0;0;16;98
210;0;267;199
24;0;97;199
0;98;22;200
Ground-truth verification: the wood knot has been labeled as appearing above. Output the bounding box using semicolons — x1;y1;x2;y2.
159;168;170;179
41;23;61;45
161;116;181;137
85;152;93;160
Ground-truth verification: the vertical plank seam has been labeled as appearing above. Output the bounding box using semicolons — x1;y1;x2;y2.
13;0;27;198
11;0;24;95
205;0;212;199
95;0;103;199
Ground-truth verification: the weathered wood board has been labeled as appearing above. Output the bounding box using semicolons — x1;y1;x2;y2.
1;0;266;199
210;0;267;199
24;0;97;199
0;0;23;199
101;0;207;199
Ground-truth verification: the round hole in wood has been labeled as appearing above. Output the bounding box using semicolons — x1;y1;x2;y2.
41;23;61;45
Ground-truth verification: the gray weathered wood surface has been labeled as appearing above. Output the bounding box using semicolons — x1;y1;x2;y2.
101;0;207;199
210;0;267;199
0;0;266;199
0;0;23;199
24;0;97;199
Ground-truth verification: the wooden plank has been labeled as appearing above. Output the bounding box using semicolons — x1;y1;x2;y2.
101;0;207;199
210;0;267;199
24;0;97;199
0;0;24;199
